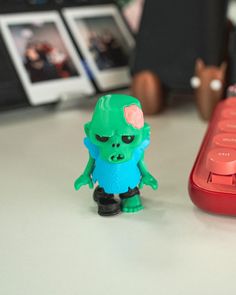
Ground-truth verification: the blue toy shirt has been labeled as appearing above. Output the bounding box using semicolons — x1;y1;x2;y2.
84;138;150;194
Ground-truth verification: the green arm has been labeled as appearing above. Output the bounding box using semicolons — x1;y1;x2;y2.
74;155;95;190
138;154;158;190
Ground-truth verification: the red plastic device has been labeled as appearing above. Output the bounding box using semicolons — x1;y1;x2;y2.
189;96;236;215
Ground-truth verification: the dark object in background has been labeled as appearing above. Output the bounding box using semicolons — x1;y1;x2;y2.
132;0;229;119
0;34;28;110
0;0;114;111
0;0;112;13
228;26;236;86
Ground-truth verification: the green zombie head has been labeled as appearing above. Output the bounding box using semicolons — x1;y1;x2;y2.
85;94;150;163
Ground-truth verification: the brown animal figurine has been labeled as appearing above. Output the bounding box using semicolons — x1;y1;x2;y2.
191;59;227;120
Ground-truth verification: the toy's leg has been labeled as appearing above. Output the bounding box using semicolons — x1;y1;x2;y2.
120;187;144;213
93;186;112;202
93;186;120;217
131;70;164;115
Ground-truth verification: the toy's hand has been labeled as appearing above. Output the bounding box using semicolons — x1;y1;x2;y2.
139;173;158;190
74;174;93;190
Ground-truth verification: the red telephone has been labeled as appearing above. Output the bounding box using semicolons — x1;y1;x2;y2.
189;87;236;215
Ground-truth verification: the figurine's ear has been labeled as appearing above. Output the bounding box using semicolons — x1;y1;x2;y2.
143;123;150;139
195;58;205;73
84;123;90;137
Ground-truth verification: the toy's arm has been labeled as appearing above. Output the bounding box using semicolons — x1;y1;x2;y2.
74;155;95;190
138;155;158;190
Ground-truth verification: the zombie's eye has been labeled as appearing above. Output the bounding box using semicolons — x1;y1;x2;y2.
122;135;135;144
95;134;109;142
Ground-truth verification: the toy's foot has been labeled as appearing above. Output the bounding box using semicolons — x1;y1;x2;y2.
121;195;144;213
98;197;121;216
131;71;164;115
93;186;120;217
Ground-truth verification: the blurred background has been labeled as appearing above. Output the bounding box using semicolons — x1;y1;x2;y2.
2;2;236;295
1;0;236;118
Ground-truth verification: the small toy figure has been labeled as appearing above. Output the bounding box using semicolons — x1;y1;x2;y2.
74;94;158;216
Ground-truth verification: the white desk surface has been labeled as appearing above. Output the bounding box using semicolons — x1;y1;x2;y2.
1;95;236;295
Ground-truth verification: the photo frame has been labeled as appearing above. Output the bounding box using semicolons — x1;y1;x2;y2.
63;5;135;91
0;11;95;106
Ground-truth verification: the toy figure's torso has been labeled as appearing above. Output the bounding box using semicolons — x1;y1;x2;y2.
84;137;149;194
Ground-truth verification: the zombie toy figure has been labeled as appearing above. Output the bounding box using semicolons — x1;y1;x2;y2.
74;94;158;216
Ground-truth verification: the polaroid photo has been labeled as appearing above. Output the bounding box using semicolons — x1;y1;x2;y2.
63;5;135;91
0;11;95;106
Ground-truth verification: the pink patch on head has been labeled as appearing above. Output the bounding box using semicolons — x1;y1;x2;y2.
124;105;144;129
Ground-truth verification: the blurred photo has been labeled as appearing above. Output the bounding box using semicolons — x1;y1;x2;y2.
9;22;79;83
77;16;130;71
63;5;135;91
0;12;94;105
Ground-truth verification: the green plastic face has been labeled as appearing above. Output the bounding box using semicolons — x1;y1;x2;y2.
85;94;150;163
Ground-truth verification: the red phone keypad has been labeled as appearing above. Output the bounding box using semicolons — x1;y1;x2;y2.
189;97;236;215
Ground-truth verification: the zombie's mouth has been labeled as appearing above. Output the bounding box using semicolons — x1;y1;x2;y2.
110;153;125;162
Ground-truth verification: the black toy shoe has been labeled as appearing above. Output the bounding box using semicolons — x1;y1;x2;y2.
97;197;121;216
93;186;108;202
93;186;120;216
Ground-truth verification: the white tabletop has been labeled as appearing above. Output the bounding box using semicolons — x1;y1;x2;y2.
1;95;236;295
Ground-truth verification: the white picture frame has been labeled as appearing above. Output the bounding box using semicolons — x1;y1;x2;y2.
63;5;135;91
0;11;95;106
